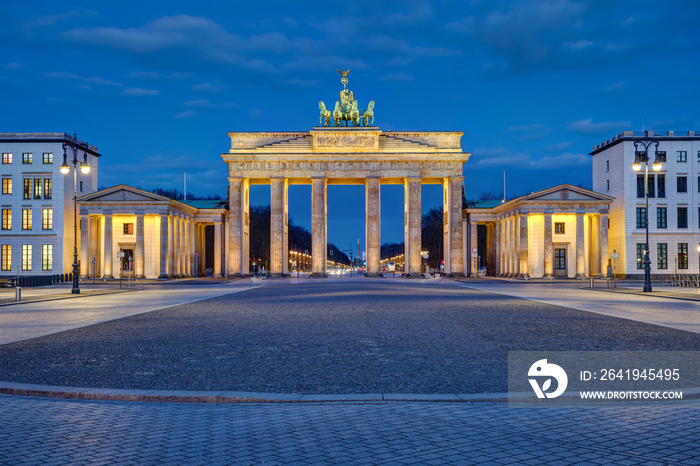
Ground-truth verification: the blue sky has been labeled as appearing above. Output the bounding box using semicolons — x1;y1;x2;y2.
1;0;698;249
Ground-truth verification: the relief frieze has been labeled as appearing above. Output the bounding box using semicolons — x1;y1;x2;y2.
316;135;374;147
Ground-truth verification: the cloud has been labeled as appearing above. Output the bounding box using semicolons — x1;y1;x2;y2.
563;40;594;51
379;73;414;83
508;123;551;141
193;82;224;93
545;142;573;152
604;81;626;93
5;62;20;69
537;152;589;168
121;88;159;97
567;118;631;134
181;100;235;109
174;110;196;119
472;147;588;169
44;71;123;87
126;71;162;79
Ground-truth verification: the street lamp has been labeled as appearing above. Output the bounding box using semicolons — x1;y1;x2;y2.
61;133;91;294
631;131;665;292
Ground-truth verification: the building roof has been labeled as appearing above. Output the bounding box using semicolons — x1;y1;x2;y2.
464;199;504;209
590;130;698;155
180;199;227;209
0;132;101;157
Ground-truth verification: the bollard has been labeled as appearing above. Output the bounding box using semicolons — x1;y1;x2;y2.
15;287;21;301
590;278;594;288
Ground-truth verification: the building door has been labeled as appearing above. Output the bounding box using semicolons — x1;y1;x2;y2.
554;248;567;277
121;249;134;276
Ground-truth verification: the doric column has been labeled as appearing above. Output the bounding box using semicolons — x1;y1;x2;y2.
518;212;529;278
543;212;553;278
599;213;609;277
158;214;169;279
469;220;478;277
213;221;222;278
495;220;501;276
448;176;465;277
270;178;286;277
228;177;243;276
173;216;181;277
167;215;175;278
405;177;422;277
590;214;600;277
135;213;145;278
365;177;381;276
575;212;585;278
103;213;113;279
486;223;493;276
504;216;511;277
513;215;520;278
200;224;206;276
311;177;327;277
189;220;195;277
180;218;186;277
80;214;89;278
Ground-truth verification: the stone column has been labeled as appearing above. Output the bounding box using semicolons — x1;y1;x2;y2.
575;212;585;278
494;221;501;276
200;224;206;276
103;213;113;279
590;214;600;277
485;223;493;276
172;216;180;277
469;220;478;277
135;213;145;279
504;217;511;277
543;212;553;278
80;214;89;278
513;215;520;278
448;177;465;277
599;213;609;277
167;215;175;278
365;177;381;276
158;214;169;279
228;178;243;276
180;218;186;277
270;178;286;277
189;220;195;277
518;213;529;278
405;177;422;277
311;177;327;277
214;221;222;278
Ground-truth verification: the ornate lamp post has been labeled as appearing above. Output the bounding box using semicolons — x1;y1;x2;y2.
60;133;91;294
631;132;664;292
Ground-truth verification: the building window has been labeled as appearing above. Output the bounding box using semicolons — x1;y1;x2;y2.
33;178;42;199
678;243;688;269
1;153;11;164
657;174;665;198
22;209;32;230
606;180;609;191
42;209;52;230
697;151;700;163
43;152;53;164
23;179;31;199
1;209;10;230
647;176;655;198
22;152;32;164
554;249;566;269
42;244;52;271
606;160;609;172
677;207;688;229
636;207;647;229
80;180;83;193
636;175;645;198
1;245;10;271
554;222;565;234
657;243;667;269
21;245;31;271
656;207;667;229
677;176;687;193
1;178;11;194
43;178;52;199
123;223;134;235
636;243;645;269
676;151;687;162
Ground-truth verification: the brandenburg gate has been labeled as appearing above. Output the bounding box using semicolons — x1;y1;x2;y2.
222;73;471;278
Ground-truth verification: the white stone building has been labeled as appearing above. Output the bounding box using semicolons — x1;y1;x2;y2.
590;130;700;277
0;133;99;278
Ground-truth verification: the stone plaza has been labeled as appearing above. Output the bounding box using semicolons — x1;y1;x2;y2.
1;277;699;464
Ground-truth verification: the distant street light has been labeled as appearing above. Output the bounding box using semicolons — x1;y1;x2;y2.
61;133;91;294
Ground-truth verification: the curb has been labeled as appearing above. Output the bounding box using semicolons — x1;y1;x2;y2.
0;382;509;404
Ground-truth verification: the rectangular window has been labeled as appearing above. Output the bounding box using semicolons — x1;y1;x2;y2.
657;174;665;197
554;249;566;269
636;207;647;229
42;209;52;230
647;175;655;198
656;207;667;229
33;178;42;199
606;160;609;172
636;243;645;269
1;209;10;230
42;244;52;271
606;180;609;191
123;223;134;235
697;151;700;163
21;245;31;271
677;207;688;229
1;178;11;194
676;151;687;162
43;178;52;199
23;179;31;199
636;175;645;198
1;245;10;271
677;176;687;193
22;209;32;230
554;222;565;234
1;153;11;164
43;152;53;164
678;243;688;269
80;180;83;193
22;152;32;164
657;243;667;269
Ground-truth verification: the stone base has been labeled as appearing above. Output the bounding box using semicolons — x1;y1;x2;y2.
517;273;530;280
308;273;328;278
543;273;553;278
136;275;146;279
103;275;114;280
574;273;587;279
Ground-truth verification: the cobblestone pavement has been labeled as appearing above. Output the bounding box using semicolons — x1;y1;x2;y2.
1;280;699;394
1;395;698;465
